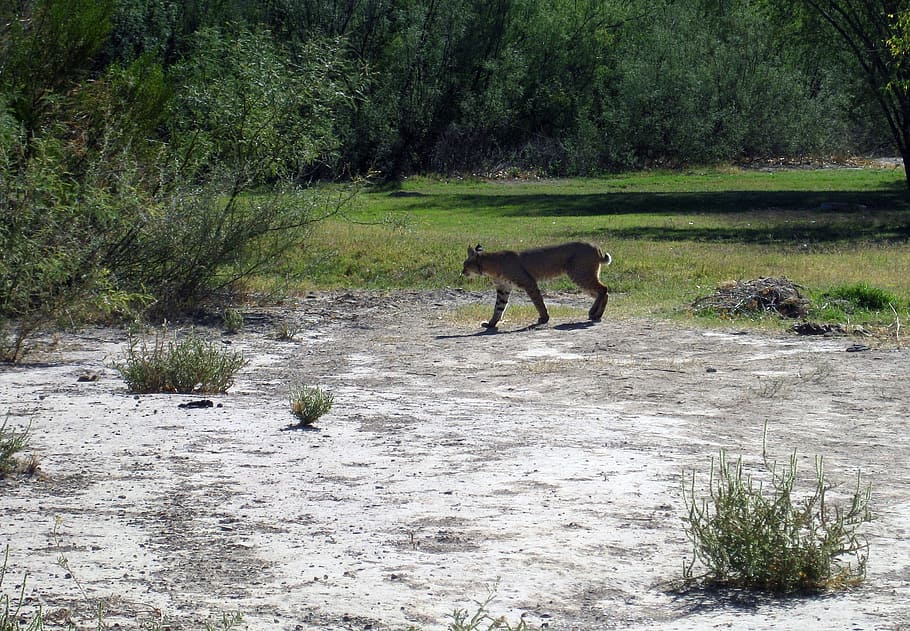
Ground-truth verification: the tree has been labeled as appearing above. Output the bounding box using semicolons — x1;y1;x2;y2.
0;0;115;137
799;0;910;187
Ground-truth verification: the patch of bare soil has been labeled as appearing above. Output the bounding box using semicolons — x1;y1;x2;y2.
2;289;909;630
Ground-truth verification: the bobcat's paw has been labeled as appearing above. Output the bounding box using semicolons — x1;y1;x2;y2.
536;315;550;325
481;321;498;329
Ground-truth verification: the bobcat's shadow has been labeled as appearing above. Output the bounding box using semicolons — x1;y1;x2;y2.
435;329;508;339
553;321;596;331
436;320;595;339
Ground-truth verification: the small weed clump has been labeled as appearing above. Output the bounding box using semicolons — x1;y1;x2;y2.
112;326;246;394
1;546;42;631
405;594;533;631
682;427;872;593
445;602;532;631
222;308;244;334
0;420;30;479
289;384;333;426
274;319;301;340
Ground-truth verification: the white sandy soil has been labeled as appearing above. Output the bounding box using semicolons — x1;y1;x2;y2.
1;289;909;630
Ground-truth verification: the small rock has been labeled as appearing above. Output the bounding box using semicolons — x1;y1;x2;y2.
177;399;214;409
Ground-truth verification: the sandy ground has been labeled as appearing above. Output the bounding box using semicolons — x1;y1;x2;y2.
1;289;909;630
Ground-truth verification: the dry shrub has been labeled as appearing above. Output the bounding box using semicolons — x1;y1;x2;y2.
693;277;810;318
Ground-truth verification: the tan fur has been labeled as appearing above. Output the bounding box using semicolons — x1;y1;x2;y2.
461;242;611;328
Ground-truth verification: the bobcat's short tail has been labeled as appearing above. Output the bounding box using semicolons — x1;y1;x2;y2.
602;252;613;265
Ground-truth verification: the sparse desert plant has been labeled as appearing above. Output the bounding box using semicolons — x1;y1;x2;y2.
141;610;243;631
444;594;533;631
112;326;246;394
222;309;244;334
750;376;789;399
682;426;872;593
1;546;43;631
445;606;532;631
274;320;302;341
289;384;333;426
403;593;533;631
0;419;30;479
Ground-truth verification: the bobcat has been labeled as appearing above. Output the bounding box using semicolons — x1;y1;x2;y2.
461;242;612;328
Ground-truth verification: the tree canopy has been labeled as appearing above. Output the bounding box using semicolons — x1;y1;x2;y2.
2;0;900;180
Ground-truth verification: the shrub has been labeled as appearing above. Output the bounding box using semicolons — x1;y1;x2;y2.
112;326;246;394
1;18;357;359
682;427;872;593
289;384;333;426
0;122;150;363
222;309;243;334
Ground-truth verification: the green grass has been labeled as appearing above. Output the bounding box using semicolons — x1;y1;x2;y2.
268;166;910;326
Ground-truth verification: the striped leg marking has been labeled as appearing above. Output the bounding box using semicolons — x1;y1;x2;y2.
483;286;511;328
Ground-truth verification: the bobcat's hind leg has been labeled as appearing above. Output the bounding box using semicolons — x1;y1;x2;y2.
483;285;511;328
588;286;609;321
522;281;550;325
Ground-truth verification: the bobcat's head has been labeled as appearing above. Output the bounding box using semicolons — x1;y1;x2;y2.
461;244;484;276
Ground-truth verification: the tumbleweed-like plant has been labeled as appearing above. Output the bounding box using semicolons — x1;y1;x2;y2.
289;384;334;426
682;425;872;593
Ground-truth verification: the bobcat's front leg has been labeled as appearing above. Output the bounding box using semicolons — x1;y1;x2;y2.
483;285;511;328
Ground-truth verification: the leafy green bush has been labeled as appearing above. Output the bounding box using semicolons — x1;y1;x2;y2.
682;430;871;593
289;384;334;426
0;115;148;362
0;12;356;359
112;327;246;394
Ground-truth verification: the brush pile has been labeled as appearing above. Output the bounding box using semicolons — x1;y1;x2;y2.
692;277;810;318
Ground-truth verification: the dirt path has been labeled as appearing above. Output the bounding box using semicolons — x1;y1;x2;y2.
2;289;909;630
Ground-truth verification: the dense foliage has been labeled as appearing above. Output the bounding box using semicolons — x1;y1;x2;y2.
2;1;902;180
1;0;909;358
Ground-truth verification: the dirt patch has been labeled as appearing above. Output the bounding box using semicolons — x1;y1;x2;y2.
2;289;909;630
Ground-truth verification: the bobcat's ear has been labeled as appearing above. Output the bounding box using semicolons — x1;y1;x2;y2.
475;244;484;253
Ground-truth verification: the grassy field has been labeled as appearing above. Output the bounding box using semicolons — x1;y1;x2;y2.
279;165;910;327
